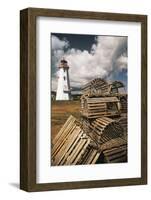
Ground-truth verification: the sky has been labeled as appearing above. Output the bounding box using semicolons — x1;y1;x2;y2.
51;33;127;91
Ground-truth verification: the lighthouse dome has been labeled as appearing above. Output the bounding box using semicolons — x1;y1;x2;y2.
59;58;69;68
61;59;67;63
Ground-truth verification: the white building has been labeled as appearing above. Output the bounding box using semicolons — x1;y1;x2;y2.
56;59;71;100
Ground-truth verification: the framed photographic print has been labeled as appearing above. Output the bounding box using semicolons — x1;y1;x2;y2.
20;8;147;191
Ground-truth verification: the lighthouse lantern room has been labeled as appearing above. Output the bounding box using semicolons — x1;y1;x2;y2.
56;58;71;100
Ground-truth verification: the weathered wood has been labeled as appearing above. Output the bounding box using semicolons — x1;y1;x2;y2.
119;96;127;113
103;147;127;163
82;116;124;145
82;78;110;97
52;77;128;166
52;115;101;166
52;115;76;145
117;116;127;134
81;96;120;119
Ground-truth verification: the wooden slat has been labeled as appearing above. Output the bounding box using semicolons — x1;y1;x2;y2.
54;128;82;165
52;115;76;144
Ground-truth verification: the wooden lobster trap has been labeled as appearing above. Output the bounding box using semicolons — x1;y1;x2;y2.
52;115;101;166
81;96;121;119
81;78;110;97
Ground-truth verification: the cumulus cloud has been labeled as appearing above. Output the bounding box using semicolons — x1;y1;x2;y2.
51;35;69;50
115;53;128;70
51;35;69;76
51;35;127;91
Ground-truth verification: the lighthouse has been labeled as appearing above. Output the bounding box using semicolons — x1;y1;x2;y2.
56;58;71;100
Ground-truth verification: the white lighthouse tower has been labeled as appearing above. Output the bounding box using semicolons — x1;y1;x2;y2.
56;58;71;100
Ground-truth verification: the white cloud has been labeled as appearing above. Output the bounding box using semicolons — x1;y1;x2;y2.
51;35;69;50
115;54;128;70
51;35;127;91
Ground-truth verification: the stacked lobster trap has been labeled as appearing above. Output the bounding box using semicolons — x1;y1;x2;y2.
52;78;128;166
80;78;127;163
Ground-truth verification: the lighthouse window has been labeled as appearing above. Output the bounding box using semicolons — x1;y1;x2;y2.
64;76;66;80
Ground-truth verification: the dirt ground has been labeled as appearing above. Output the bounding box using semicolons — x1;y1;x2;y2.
51;100;81;141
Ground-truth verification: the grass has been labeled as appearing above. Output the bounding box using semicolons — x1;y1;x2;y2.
51;100;81;141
